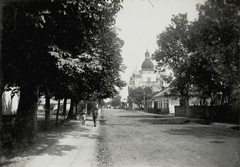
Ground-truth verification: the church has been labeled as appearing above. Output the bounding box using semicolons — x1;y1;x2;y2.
128;50;169;90
128;50;172;110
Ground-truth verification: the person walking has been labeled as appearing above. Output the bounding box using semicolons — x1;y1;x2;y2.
80;108;87;126
92;107;98;127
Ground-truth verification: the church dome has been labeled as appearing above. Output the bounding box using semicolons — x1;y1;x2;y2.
141;50;154;70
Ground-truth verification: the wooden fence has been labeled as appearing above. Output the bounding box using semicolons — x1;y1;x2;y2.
175;106;239;124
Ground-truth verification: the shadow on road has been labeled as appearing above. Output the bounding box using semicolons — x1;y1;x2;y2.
118;115;168;119
164;126;239;139
138;117;190;124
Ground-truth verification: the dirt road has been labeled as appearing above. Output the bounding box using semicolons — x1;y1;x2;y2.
95;109;239;167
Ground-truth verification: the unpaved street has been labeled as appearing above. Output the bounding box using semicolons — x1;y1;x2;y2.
95;109;239;167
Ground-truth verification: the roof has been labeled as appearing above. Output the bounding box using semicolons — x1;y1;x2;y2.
141;50;154;70
141;59;154;70
143;82;162;91
153;87;170;98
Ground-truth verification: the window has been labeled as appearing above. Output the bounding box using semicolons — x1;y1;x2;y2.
164;99;168;109
159;100;162;109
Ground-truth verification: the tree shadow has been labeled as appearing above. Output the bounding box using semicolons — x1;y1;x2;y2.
164;126;239;139
1;120;98;166
138;117;190;124
44;145;77;156
118;115;168;119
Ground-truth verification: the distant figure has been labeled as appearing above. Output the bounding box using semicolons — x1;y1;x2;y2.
80;108;87;126
92;107;98;127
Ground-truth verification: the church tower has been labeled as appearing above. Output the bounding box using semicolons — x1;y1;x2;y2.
139;50;156;84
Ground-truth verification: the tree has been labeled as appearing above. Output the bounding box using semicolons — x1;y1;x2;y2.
111;95;122;107
143;86;153;112
154;0;240;106
1;0;123;143
128;86;153;111
154;13;192;107
128;87;144;109
188;0;240;105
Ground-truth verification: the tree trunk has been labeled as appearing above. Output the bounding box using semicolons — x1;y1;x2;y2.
0;89;3;158
67;99;74;119
55;99;60;127
44;88;50;130
0;3;3;157
85;101;88;116
16;84;39;144
73;101;78;120
221;91;225;106
62;98;67;120
185;97;190;117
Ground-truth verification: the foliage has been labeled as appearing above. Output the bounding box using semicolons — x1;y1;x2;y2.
154;0;240;105
110;95;122;107
1;0;124;143
128;86;153;109
2;0;125;97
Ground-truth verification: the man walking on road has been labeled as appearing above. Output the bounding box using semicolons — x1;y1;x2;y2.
92;106;98;127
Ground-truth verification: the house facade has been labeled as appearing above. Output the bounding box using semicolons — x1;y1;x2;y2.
153;87;180;114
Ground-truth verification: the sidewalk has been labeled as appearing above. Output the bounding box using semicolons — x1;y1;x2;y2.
25;119;99;167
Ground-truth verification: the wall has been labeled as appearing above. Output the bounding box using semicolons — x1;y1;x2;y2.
175;106;239;124
140;71;156;82
169;98;180;114
154;96;180;114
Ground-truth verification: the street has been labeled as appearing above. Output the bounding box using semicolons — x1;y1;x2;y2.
95;109;239;167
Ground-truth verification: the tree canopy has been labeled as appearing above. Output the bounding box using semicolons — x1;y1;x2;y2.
154;0;240;105
2;0;125;99
1;0;125;143
128;86;153;109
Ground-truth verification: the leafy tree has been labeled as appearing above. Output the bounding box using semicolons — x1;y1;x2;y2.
188;0;240;105
1;0;123;143
111;95;122;107
143;86;153;112
154;0;240;106
128;87;144;109
154;13;192;106
128;86;153;111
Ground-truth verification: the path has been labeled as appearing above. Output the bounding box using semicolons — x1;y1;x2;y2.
25;118;99;167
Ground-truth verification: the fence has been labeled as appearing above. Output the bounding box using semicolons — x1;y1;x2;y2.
175;105;239;124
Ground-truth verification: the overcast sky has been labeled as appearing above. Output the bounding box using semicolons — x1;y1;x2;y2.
115;0;206;99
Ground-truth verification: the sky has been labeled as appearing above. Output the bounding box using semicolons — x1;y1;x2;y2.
115;0;206;99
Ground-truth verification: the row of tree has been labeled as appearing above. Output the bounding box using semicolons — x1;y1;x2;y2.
0;0;125;145
128;86;154;111
154;0;239;106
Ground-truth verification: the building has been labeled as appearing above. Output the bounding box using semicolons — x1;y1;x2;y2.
128;50;171;109
153;87;180;114
129;50;168;90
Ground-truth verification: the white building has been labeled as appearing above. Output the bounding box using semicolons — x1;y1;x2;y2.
129;50;169;90
128;50;172;109
153;87;180;114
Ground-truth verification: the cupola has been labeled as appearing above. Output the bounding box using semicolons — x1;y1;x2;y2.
141;50;154;70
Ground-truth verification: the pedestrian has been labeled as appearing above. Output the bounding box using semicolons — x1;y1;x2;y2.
80;108;87;126
92;107;98;127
